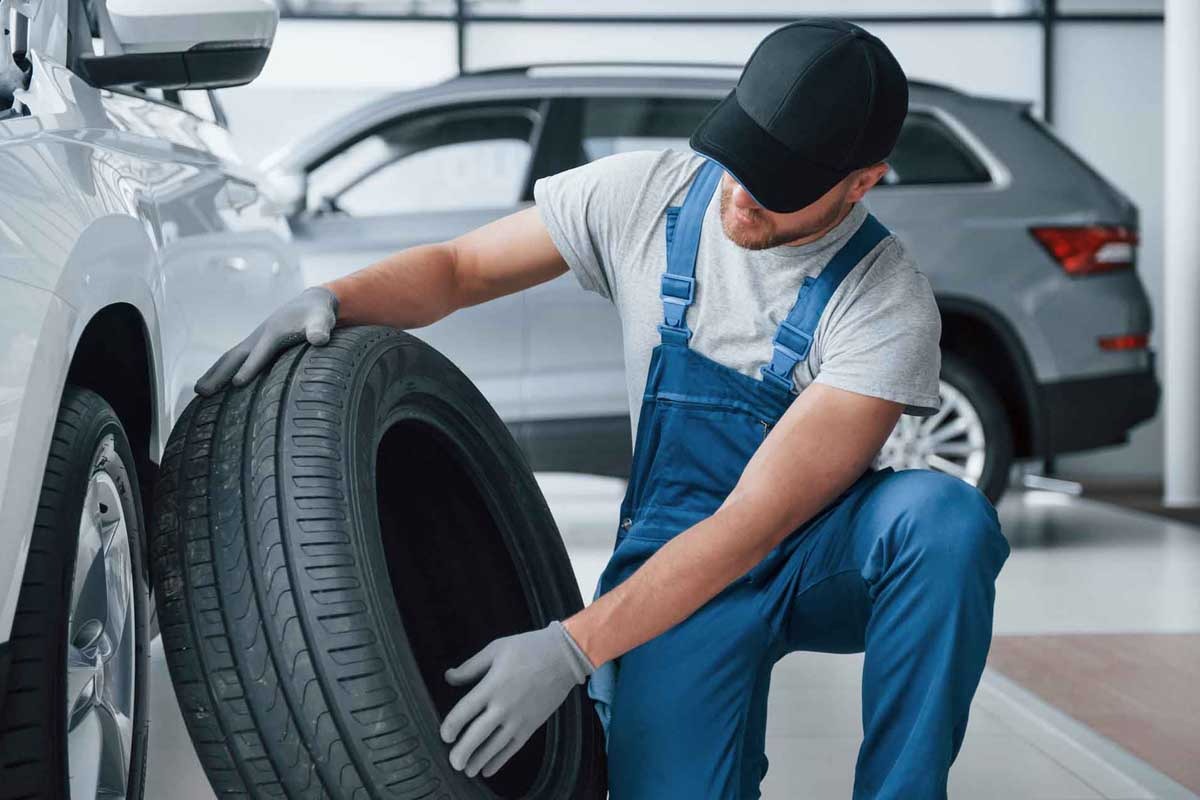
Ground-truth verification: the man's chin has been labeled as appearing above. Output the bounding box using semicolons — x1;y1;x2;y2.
721;221;778;251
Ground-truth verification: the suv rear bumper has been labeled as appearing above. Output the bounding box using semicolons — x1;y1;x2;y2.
0;639;10;727
1038;355;1161;455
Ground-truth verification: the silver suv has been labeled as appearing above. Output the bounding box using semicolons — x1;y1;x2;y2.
262;63;1160;503
0;2;298;797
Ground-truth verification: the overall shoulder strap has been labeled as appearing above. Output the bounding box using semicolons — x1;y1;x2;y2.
761;212;892;392
658;158;723;347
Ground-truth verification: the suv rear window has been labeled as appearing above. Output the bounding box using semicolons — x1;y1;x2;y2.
885;112;991;186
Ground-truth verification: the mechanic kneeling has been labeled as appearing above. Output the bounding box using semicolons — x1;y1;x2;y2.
197;18;1010;800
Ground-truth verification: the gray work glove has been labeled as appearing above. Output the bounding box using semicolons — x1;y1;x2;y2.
194;286;338;396
440;621;594;779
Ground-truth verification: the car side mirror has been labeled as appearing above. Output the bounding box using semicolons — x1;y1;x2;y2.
261;169;307;219
74;0;278;90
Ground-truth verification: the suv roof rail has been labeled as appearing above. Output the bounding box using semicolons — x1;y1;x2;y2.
456;62;963;93
461;61;741;76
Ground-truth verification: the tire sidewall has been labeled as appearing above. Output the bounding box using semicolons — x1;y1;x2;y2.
940;354;1013;504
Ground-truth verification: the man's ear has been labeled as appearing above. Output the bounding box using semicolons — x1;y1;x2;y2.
847;163;889;202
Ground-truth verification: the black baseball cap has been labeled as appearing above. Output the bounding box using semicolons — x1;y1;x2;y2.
690;18;909;214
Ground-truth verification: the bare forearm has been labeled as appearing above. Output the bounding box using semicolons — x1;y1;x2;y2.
564;493;776;667
324;241;463;330
323;207;568;331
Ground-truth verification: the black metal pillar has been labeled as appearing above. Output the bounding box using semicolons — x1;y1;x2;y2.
456;0;467;74
1043;0;1057;123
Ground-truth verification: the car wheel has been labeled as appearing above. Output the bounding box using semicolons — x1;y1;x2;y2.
152;325;606;800
0;386;151;800
873;353;1013;504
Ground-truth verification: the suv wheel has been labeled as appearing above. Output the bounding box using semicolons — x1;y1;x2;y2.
0;386;150;800
873;354;1013;504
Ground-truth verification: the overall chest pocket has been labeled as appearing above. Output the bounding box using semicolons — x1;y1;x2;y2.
637;398;769;514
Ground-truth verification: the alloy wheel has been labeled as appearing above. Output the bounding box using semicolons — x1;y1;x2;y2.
873;378;987;486
66;436;137;800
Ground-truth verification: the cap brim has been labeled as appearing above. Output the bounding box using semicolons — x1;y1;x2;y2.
689;89;848;214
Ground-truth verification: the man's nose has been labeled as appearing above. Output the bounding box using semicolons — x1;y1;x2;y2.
728;177;761;211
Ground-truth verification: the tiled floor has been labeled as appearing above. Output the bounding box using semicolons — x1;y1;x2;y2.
145;477;1200;799
988;634;1200;792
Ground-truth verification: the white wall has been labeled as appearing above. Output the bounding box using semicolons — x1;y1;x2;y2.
218;19;458;164
1049;21;1163;480
219;13;1167;480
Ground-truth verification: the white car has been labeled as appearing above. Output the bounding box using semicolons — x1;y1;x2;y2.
0;1;300;797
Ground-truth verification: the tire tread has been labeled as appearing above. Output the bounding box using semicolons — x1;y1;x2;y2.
154;329;444;799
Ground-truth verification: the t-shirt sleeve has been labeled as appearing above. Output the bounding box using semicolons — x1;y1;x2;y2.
532;150;660;302
812;260;943;417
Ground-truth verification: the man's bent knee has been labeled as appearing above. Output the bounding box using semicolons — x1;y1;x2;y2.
870;469;1009;581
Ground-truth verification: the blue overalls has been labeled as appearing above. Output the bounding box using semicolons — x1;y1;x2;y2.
587;159;1011;799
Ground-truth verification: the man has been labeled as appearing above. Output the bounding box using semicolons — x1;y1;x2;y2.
197;18;1010;799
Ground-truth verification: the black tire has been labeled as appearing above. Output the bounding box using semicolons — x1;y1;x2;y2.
0;386;151;799
152;325;606;800
940;354;1013;505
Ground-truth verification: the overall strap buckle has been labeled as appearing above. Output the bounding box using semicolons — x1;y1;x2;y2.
658;159;723;346
660;274;695;328
774;320;813;361
760;320;813;390
760;212;892;393
657;324;692;346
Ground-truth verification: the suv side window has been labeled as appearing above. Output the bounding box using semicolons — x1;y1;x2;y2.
309;101;543;217
884;112;990;185
577;96;717;161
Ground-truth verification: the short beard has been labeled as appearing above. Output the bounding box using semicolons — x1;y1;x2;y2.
719;182;783;250
718;182;843;251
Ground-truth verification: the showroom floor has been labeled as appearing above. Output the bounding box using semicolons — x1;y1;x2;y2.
146;476;1200;799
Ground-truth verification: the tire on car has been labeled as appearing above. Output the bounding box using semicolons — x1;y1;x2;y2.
873;353;1012;504
940;354;1013;504
0;386;151;800
151;325;607;799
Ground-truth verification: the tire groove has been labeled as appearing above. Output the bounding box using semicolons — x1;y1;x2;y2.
271;332;390;795
208;375;322;797
157;394;259;795
244;345;368;797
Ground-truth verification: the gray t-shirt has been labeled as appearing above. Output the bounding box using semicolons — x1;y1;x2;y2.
533;149;942;438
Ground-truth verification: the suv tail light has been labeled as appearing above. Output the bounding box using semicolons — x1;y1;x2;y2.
1098;333;1149;351
1030;225;1138;276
